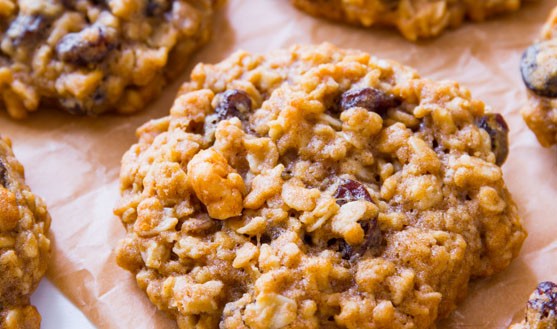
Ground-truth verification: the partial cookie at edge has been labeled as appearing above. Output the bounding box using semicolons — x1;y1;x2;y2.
0;136;51;329
0;0;222;118
520;6;557;147
292;0;534;41
509;281;557;329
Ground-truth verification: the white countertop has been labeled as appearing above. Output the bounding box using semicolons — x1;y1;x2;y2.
32;279;95;329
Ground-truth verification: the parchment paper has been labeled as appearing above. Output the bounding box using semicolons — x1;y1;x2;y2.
1;1;556;328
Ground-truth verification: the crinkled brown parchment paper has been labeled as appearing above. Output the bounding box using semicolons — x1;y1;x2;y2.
1;1;556;328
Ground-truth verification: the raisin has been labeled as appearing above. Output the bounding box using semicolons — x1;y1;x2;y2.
338;239;354;260
528;281;557;318
521;41;557;98
359;220;382;257
0;159;7;187
90;0;107;5
6;15;48;46
332;179;382;260
334;178;373;205
146;0;170;16
259;233;271;244
476;113;509;166
56;25;116;66
333;221;382;261
215;90;252;122
92;88;106;104
381;0;400;9
60;0;76;8
337;87;401;115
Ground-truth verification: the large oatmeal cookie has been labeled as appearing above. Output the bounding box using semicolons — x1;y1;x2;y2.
292;0;533;41
0;136;51;329
520;6;557;147
115;43;526;329
0;0;222;119
509;281;557;329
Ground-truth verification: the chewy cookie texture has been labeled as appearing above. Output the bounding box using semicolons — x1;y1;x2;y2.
292;0;533;41
115;44;526;328
0;136;51;329
510;282;557;329
521;6;557;147
0;0;221;119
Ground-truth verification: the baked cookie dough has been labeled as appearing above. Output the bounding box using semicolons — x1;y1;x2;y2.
115;43;526;329
292;0;532;41
520;6;557;147
509;281;557;329
0;136;51;329
0;0;222;119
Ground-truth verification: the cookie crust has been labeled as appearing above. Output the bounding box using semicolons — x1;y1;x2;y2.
115;43;526;329
0;0;221;118
292;0;531;41
0;136;51;329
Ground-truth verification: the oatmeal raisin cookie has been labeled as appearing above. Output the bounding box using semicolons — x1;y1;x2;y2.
292;0;534;41
0;136;51;329
0;0;222;118
509;281;557;329
115;43;526;329
521;6;557;147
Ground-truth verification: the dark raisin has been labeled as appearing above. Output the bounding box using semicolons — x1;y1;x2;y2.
303;234;313;245
215;90;252;122
337;239;354;260
527;281;557;318
381;0;400;9
259;233;271;244
334;178;373;206
326;238;337;247
476;113;509;166
337;87;401;115
6;15;48;46
359;219;382;257
92;88;106;104
327;238;354;260
331;179;382;260
60;0;76;8
56;25;116;66
521;41;557;98
146;0;170;16
0;159;7;187
169;251;179;261
333;221;382;261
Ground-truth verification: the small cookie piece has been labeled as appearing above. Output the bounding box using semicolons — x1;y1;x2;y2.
115;43;526;329
0;0;222;118
0;136;51;329
521;6;557;147
292;0;534;41
509;281;557;329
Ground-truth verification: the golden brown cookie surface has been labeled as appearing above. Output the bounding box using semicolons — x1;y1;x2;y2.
0;136;51;329
115;43;526;329
292;0;532;41
0;0;222;118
